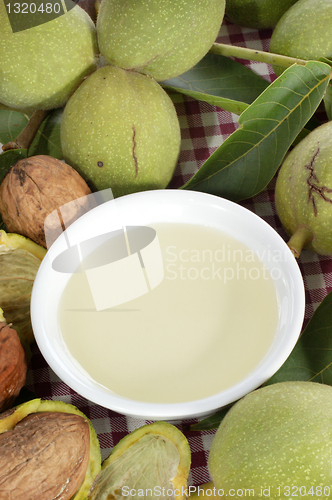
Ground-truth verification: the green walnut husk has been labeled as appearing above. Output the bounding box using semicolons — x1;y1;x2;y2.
89;421;191;500
269;0;332;117
275;121;332;257
0;398;101;500
0;230;46;344
225;0;298;29
208;382;332;497
0;2;98;111
96;0;225;82
269;0;332;72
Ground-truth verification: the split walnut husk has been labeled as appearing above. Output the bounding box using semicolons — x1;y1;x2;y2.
0;230;46;344
0;308;28;412
0;398;101;500
90;421;191;500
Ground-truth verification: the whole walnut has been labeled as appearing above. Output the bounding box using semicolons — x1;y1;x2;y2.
0;412;90;500
0;402;97;500
0;155;93;248
0;309;27;412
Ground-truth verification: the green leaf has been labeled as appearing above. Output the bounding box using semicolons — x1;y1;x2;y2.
182;60;331;202
0;149;28;231
265;291;332;386
0;148;28;184
28;108;63;159
319;56;332;67
323;82;332;121
161;53;269;113
0;110;29;144
190;406;231;431
0;108;63;159
166;87;248;115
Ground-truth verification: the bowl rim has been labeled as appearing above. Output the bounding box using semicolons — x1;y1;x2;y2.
31;189;305;420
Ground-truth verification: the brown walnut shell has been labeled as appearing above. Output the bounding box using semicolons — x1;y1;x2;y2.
0;155;93;248
0;411;90;500
77;0;99;22
0;321;27;412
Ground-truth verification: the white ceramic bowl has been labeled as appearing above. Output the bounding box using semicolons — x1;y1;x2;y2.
31;190;305;420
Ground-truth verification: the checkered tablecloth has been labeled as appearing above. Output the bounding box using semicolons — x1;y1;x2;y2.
24;20;332;484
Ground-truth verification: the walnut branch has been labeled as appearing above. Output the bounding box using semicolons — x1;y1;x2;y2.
2;110;49;152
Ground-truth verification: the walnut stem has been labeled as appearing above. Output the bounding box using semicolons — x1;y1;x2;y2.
210;43;308;68
2;110;49;152
287;226;314;258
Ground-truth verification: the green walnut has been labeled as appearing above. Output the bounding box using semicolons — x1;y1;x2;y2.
225;0;298;29
275;121;332;257
269;0;332;75
60;65;181;197
96;0;226;81
0;2;98;111
209;382;332;500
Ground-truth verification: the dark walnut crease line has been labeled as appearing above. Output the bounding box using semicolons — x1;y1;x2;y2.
305;148;332;216
132;124;138;178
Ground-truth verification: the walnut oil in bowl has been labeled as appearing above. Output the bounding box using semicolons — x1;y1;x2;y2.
31;190;305;420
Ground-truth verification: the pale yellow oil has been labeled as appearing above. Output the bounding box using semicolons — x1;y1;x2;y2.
58;223;279;404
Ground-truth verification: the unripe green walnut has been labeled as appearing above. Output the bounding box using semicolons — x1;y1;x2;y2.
60;66;181;197
275;121;332;257
225;0;298;29
269;0;332;76
269;0;332;118
0;2;98;111
209;382;332;498
96;0;225;82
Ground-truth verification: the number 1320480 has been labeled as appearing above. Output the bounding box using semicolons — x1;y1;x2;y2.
276;486;331;497
6;3;61;14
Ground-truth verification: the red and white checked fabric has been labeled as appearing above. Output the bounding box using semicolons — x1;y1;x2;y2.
25;20;332;482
